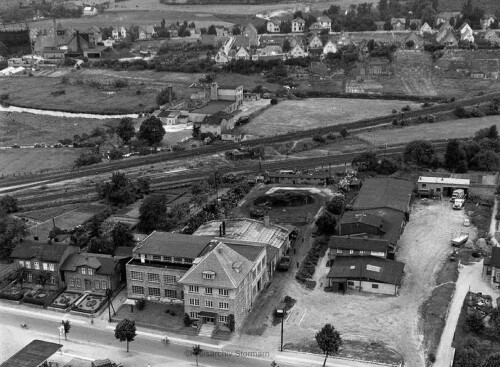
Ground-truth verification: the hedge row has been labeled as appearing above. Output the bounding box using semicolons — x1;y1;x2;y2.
295;236;329;283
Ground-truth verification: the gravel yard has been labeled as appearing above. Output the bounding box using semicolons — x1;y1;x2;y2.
236;199;473;366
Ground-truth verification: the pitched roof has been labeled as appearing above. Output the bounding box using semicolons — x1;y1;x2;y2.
328;236;389;252
293;18;305;24
340;211;384;228
179;242;257;288
352;178;413;214
0;340;62;367
134;231;213;258
226;243;263;261
491;246;500;268
268;18;281;26
202;111;234;125
327;256;405;285
11;241;69;262
193;218;291;250
341;209;404;245
60;253;118;275
317;16;331;23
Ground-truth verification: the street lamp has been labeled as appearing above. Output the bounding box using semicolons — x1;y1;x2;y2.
276;307;285;352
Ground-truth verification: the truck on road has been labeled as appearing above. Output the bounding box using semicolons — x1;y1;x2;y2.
277;256;291;271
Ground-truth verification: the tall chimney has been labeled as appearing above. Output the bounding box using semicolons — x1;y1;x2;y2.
222;220;226;236
53;19;57;48
219;224;222;237
168;85;173;104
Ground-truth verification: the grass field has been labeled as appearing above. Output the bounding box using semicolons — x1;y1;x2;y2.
438;0;500;12
0;110;119;145
0;148;85;176
238;98;420;137
357;116;500;146
0;75;159;114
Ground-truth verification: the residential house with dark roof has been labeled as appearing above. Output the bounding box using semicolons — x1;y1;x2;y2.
60;253;126;294
292;18;305;33
198;111;236;137
438;30;459;47
327;256;405;295
391;18;406;30
126;231;214;302
11;241;79;290
179;241;266;332
308;22;324;33
328;236;390;263
483;29;500;46
483;246;500;285
317;16;332;30
158;110;180;125
267;18;281;33
139;25;156;40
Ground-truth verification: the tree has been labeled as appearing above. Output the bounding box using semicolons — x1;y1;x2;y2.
326;195;345;215
137;177;151;194
184;313;192;326
481;353;500;367
340;128;349;138
207;24;216;35
315;212;337;235
383;20;393;30
0;195;18;213
116;118;135;144
282;39;291;53
0;216;28;260
35;270;51;289
115;318;136;352
315;324;343;367
192;345;202;367
445;139;467;172
138;195;168;232
465;311;484;333
156;88;176;106
7;266;28;288
96;171;137;206
406;40;415;48
61;320;71;340
232;25;241;35
469;150;499;171
352;152;378;172
228;314;235;332
111;222;135;248
376;158;399;175
454;347;480;367
403;140;436;166
137;116;166;147
378;0;388;19
421;4;437;27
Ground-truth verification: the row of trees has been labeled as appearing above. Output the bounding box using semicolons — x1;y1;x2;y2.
0;195;27;260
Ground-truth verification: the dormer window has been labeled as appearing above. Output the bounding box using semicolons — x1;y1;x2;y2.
203;271;215;280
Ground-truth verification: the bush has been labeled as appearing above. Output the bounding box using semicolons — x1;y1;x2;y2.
113;79;128;88
340;127;348;138
75;153;101;167
465;311;485;333
428;353;436;363
455;106;471;118
270;98;278;105
327;133;337;140
135;298;146;311
312;134;326;144
184;313;192;326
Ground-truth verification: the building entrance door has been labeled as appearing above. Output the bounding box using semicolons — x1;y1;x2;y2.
203;317;215;324
84;279;92;291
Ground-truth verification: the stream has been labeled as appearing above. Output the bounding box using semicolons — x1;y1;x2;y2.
0;104;138;119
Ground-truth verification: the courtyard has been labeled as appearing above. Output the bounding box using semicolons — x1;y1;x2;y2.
235;199;474;366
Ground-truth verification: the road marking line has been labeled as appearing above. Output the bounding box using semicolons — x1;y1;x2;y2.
298;310;306;325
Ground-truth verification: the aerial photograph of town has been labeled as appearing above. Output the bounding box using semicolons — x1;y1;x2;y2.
2;0;500;366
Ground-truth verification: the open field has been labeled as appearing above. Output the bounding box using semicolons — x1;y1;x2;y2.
30;9;233;30
0;75;157;114
357;116;500;146
0;148;85;176
0;110;119;146
108;0;375;14
238;98;420;137
237;200;470;366
439;0;500;12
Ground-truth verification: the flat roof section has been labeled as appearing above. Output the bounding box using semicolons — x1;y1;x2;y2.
1;340;62;367
418;176;470;186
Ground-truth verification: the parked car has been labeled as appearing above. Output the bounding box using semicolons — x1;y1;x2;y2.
11;144;20;148
277;256;291;271
451;233;469;247
453;199;465;210
450;189;465;202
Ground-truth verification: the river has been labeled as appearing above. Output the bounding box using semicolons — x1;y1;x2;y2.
0;105;138;119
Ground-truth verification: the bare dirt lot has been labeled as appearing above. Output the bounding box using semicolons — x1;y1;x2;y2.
357;116;500;146
239;98;420;137
236;199;472;366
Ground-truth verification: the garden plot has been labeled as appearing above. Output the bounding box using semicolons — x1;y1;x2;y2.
236;200;472;366
239;98;420;137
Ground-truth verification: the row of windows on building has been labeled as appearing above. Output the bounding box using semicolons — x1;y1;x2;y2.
19;260;55;272
24;273;56;284
188;285;229;296
188;298;229;310
335;249;379;255
347;281;379;289
68;278;108;290
130;272;177;284
139;254;193;264
189;312;229;323
131;286;181;299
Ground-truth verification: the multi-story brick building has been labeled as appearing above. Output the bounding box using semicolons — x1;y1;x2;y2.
126;232;213;303
10;241;79;290
179;241;266;332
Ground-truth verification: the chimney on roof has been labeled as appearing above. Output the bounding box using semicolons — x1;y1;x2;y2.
222;220;226;236
264;215;270;227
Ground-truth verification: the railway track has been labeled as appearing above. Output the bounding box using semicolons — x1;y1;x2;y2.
13;141;449;207
2;89;492;189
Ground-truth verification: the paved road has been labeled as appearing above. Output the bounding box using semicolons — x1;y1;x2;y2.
0;303;381;367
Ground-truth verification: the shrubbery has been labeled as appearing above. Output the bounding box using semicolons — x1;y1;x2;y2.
296;236;329;283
